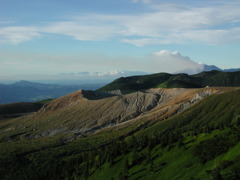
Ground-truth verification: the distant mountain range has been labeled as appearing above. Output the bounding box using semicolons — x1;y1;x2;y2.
0;80;105;104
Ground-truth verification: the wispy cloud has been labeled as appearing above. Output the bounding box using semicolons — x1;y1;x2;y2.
0;1;240;45
131;0;152;4
122;28;240;46
42;21;117;41
0;20;15;24
0;26;41;44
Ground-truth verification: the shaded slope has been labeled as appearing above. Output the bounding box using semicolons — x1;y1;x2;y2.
0;102;44;120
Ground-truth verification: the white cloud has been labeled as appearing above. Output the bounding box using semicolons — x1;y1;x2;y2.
153;50;180;56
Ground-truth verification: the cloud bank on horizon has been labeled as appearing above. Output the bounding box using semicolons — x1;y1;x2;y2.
0;0;239;78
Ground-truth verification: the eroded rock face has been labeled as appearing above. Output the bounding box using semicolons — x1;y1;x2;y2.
8;88;222;139
96;91;161;124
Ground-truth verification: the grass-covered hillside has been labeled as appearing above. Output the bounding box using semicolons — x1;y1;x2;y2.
0;88;240;180
97;70;240;93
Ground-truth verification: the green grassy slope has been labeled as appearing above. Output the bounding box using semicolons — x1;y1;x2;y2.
0;89;240;179
97;70;240;93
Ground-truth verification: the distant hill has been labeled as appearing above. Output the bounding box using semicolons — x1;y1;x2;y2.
98;70;240;93
202;64;222;71
0;80;105;104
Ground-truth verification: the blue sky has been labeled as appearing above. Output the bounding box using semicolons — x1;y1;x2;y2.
0;0;240;80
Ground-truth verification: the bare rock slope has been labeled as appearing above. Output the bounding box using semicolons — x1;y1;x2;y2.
18;87;226;138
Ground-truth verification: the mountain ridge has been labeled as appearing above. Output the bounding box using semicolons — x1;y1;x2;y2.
98;70;240;93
